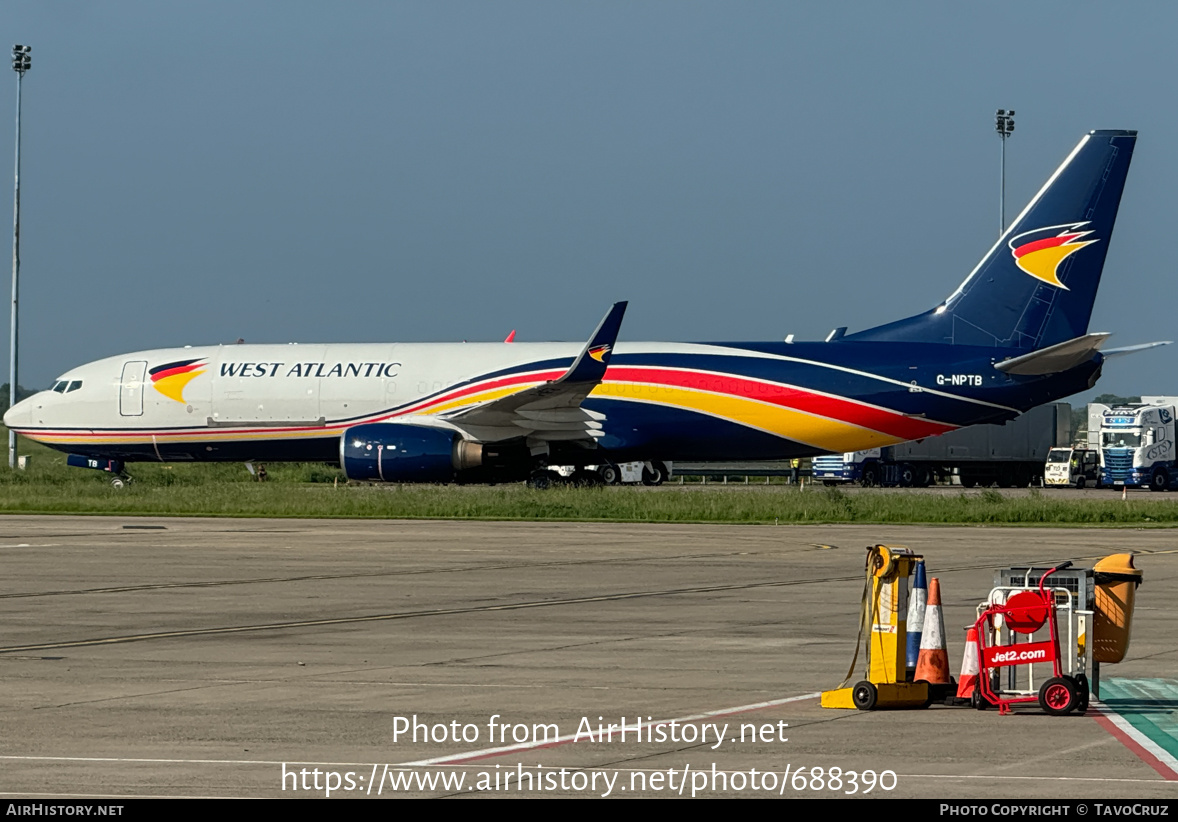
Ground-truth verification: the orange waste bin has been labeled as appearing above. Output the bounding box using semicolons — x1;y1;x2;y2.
1092;554;1144;664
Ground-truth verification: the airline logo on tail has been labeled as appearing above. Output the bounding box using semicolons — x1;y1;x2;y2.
588;344;612;363
149;358;207;404
1008;222;1099;290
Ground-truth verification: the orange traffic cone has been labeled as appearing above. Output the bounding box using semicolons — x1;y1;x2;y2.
956;625;980;698
914;578;952;684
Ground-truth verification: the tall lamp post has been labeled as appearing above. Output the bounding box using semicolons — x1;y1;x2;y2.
996;108;1015;236
9;44;29;469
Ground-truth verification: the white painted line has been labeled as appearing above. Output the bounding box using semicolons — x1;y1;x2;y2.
400;692;822;767
1093;700;1178;778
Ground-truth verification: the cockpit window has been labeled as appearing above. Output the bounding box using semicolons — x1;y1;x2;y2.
51;381;67;393
66;381;82;393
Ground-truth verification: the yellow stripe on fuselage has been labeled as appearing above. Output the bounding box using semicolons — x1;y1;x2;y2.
590;382;905;452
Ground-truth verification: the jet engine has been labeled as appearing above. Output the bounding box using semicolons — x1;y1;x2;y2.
339;423;528;482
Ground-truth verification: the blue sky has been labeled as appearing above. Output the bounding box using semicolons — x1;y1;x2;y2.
2;2;1175;403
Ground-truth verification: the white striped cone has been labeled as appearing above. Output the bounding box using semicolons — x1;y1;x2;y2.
989;588;1007;630
906;559;928;671
956;625;980;698
914;578;952;684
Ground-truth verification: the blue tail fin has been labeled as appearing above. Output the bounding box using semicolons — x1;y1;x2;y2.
846;130;1136;349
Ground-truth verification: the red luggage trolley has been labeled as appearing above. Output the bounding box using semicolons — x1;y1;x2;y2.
973;561;1090;716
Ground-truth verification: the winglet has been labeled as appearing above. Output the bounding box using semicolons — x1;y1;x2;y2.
504;329;516;343
558;301;628;385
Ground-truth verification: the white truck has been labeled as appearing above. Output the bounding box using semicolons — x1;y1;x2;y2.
1092;397;1178;491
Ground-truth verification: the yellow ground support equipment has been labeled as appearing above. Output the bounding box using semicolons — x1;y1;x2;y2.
822;545;930;710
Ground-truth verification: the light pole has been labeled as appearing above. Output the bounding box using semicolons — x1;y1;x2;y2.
9;45;29;469
996;109;1014;236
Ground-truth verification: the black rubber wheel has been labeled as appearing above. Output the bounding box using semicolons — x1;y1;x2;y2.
1038;676;1079;715
110;476;126;489
597;465;620;485
971;690;990;711
527;472;553;490
1075;477;1086;489
570;470;601;487
823;480;838;487
861;468;877;488
641;463;665;486
899;464;915;487
1151;468;1169;492
1074;673;1090;714
851;681;878;711
652;461;669;484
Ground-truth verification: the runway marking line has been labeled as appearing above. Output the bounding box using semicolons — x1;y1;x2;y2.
398;692;822;766
1091;696;1178;781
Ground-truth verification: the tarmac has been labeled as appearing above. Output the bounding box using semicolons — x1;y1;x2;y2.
0;515;1175;799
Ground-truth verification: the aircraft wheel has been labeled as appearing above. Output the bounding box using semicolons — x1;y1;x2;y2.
527;471;553;490
1038;676;1079;715
570;470;601;488
641;462;666;486
1150;468;1169;492
851;681;878;711
598;465;620;485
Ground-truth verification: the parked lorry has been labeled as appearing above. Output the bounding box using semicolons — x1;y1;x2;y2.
810;402;1070;488
1091;397;1178;491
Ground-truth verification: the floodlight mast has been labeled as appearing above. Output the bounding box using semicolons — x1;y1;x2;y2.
996;108;1015;236
9;44;30;470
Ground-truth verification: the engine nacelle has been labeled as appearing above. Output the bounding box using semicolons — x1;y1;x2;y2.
340;423;464;483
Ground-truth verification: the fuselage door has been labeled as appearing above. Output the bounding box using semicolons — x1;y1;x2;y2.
119;360;147;416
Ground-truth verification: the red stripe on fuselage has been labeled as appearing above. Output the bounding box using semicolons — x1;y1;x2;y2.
376;368;567;420
602;366;956;440
22;362;956;442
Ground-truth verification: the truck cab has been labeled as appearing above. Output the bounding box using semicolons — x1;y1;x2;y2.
1097;398;1178;491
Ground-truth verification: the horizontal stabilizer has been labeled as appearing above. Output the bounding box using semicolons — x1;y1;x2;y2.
993;332;1110;375
1102;340;1172;359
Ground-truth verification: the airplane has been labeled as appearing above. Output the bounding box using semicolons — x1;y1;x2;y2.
3;130;1149;488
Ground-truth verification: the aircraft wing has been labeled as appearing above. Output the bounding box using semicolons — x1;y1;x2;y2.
440;302;627;443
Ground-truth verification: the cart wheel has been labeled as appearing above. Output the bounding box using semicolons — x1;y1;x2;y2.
1074;674;1090;714
971;690;990;711
851;681;878;711
1038;677;1079;715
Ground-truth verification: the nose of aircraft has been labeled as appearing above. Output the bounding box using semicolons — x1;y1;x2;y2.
3;395;32;429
